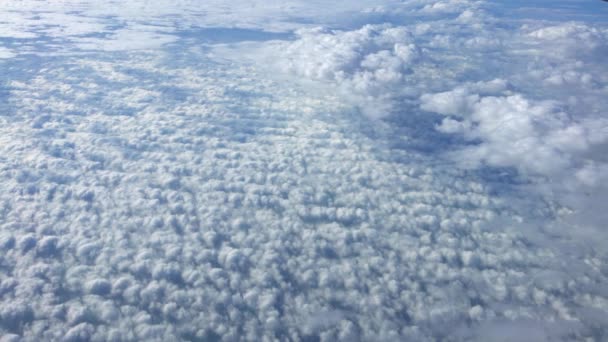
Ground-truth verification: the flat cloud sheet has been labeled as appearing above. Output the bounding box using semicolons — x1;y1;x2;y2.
0;0;607;341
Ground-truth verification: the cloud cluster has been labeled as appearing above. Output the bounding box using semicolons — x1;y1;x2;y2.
420;80;608;181
254;0;608;234
257;0;501;119
279;25;419;118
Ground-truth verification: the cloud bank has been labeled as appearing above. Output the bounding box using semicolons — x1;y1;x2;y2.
0;0;607;341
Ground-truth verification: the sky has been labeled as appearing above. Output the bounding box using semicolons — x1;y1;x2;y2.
0;1;607;341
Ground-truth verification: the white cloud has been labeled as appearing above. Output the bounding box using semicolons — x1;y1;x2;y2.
420;80;608;188
271;24;420;118
527;22;607;43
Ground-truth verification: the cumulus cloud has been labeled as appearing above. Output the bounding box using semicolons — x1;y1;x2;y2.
275;24;420;118
420;80;608;178
0;0;607;341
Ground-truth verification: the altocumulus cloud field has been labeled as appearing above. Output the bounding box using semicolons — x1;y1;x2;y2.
0;0;607;341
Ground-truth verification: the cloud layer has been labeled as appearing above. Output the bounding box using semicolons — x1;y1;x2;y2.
1;0;607;341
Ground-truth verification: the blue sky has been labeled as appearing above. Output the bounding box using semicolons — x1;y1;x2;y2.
0;1;607;341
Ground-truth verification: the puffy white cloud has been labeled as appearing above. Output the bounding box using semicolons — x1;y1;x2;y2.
270;24;420;118
420;82;606;175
